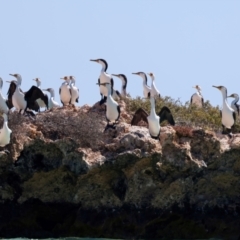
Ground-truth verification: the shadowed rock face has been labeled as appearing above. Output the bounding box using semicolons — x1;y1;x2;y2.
1;103;240;239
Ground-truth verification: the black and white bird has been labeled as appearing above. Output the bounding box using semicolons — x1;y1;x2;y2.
227;93;240;117
112;74;129;99
190;85;204;107
7;74;48;115
59;76;71;106
90;58;120;104
0;78;10;114
147;73;161;98
213;85;236;136
42;88;60;109
97;82;120;131
33;78;48;110
132;72;151;98
69;76;79;106
131;97;175;140
0;113;12;147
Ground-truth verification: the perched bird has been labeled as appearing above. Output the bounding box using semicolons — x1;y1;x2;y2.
59;76;71;106
147;73;161;98
190;85;204;107
132;72;151;98
97;82;120;131
131;97;175;140
112;74;129;99
227;93;240;117
0;78;10;114
69;76;79;106
42;88;60;109
213;85;236;136
90;58;120;104
7;73;48;115
32;78;48;110
0;113;12;147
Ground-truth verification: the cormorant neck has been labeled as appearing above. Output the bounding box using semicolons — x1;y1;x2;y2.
150;97;156;116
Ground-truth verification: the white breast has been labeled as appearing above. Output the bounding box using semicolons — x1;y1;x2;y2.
50;97;60;109
0;122;12;147
12;88;26;111
222;105;235;129
106;97;119;122
191;93;203;107
147;115;160;137
0;93;9;114
143;84;151;98
70;86;79;105
60;84;71;105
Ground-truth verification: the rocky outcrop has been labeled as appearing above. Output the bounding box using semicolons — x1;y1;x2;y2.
0;102;240;239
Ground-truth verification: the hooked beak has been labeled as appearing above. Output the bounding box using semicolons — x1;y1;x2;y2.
111;74;119;77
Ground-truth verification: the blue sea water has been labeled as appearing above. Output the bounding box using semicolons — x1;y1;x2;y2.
0;238;122;240
0;238;123;240
2;238;223;240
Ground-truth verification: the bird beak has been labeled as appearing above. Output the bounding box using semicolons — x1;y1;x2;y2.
90;59;98;62
6;81;12;83
147;73;151;76
9;74;14;76
32;79;36;81
42;89;47;91
227;95;233;98
212;85;219;89
112;74;119;77
132;72;138;75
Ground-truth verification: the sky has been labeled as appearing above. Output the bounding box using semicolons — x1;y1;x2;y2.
1;0;240;108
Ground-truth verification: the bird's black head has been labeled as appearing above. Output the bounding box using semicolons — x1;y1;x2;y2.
90;58;108;71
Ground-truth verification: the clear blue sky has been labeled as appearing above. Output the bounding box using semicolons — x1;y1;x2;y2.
1;0;240;108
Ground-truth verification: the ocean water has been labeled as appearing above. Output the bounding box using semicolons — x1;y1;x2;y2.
1;238;121;240
3;238;223;240
1;238;123;240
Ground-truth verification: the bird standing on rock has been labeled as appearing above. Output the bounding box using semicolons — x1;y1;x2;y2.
8;74;48;115
213;85;235;137
42;88;60;109
90;58;120;104
112;74;129;99
59;76;71;106
131;96;175;140
227;93;240;117
0;78;10;114
0;112;12;147
132;72;151;99
190;85;204;107
69;76;79;106
97;82;120;131
32;78;48;110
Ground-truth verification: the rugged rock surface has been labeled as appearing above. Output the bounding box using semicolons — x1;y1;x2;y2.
0;102;240;239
